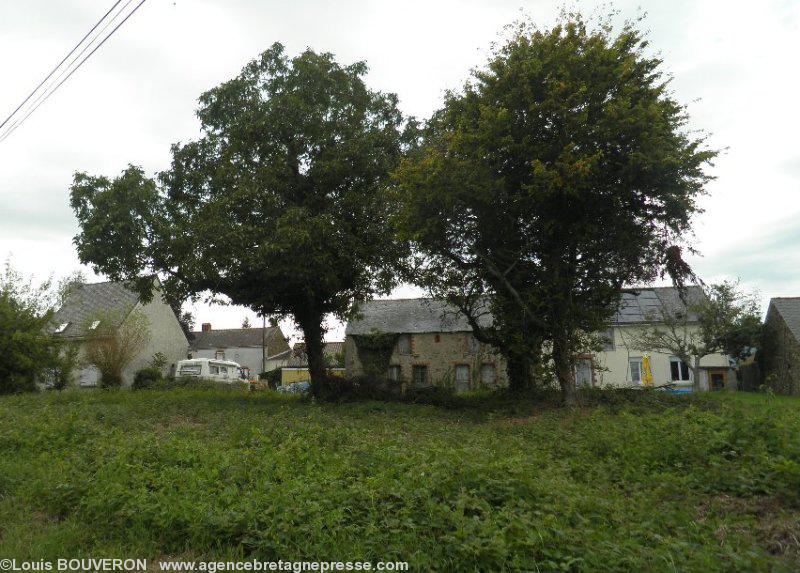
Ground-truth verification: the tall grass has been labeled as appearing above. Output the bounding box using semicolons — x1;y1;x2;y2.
0;389;798;571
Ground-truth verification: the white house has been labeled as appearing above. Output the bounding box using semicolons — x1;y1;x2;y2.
585;287;733;391
189;323;291;376
50;280;189;387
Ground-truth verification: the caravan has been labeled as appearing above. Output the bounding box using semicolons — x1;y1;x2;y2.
176;358;247;382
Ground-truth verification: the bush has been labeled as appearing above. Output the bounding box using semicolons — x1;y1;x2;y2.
132;367;163;390
260;369;281;389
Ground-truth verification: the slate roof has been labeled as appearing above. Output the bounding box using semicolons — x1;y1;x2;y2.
287;341;345;367
190;327;281;350
345;298;493;335
51;281;141;339
615;286;704;324
768;298;800;342
345;287;703;335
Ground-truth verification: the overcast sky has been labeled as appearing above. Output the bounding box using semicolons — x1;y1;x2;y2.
1;0;799;342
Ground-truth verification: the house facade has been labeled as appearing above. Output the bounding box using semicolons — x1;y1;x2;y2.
189;323;291;376
344;299;507;392
760;297;800;395
51;281;189;387
344;288;733;393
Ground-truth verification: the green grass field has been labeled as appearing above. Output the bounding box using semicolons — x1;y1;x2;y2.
0;389;798;571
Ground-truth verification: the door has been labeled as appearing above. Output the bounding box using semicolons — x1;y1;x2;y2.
455;364;470;393
709;370;727;391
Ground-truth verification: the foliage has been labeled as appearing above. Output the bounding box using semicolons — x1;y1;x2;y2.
50;343;80;390
70;43;414;397
0;390;799;570
0;261;57;394
393;13;716;400
132;367;163;390
633;281;762;390
350;332;400;382
149;352;168;372
260;368;282;388
54;270;86;308
241;317;251;329
82;309;150;388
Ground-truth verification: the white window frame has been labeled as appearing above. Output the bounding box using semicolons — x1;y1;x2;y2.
629;358;643;384
89;320;100;330
669;356;692;382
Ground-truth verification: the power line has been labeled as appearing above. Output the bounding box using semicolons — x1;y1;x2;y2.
2;0;140;138
0;0;125;133
0;0;148;143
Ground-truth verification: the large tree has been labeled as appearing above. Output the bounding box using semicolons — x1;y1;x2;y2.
70;44;410;396
394;15;716;401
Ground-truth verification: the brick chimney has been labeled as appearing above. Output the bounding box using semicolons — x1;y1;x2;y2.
201;323;212;332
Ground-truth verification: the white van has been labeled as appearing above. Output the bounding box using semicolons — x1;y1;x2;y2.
176;358;246;383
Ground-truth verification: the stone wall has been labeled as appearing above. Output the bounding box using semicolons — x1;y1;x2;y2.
345;331;508;392
760;311;800;395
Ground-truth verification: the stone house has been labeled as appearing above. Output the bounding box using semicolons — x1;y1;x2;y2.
344;288;733;393
50;280;189;387
344;299;507;392
189;323;291;376
760;297;800;395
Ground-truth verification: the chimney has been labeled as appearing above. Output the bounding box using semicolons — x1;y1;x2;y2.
202;323;212;332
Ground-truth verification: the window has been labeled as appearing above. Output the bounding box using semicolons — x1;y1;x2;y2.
629;358;643;384
387;365;401;383
412;365;428;388
481;363;497;387
455;364;470;392
209;364;220;375
179;362;202;376
220;366;229;379
396;334;411;355
601;328;615;351
54;322;69;333
670;357;691;382
214;350;225;360
574;358;593;388
89;320;100;330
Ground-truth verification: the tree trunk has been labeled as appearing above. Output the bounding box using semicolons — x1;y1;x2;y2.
552;330;576;406
296;311;328;398
506;352;533;393
692;355;702;393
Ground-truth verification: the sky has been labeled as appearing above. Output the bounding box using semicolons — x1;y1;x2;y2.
1;0;799;343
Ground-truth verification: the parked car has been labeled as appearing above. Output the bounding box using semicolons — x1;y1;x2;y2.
176;358;246;383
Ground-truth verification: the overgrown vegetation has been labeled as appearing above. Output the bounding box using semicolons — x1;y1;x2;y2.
82;309;150;388
0;390;798;570
0;261;57;394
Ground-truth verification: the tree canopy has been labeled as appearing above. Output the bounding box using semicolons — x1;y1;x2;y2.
71;43;412;395
393;14;716;400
